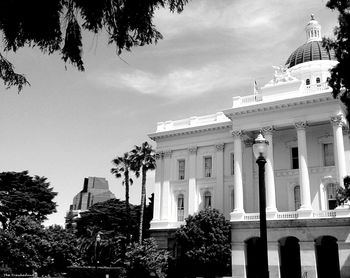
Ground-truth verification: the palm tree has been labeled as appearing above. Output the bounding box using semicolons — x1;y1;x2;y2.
111;152;134;242
130;142;156;243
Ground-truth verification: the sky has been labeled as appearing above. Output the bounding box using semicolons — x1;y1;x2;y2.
0;0;339;226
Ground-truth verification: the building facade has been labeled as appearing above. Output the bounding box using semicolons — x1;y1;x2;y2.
149;16;350;278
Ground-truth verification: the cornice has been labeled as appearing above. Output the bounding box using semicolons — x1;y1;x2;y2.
224;93;335;120
149;122;232;141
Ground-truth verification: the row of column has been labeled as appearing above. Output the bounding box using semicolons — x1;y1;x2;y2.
231;115;347;216
154;143;225;221
153;115;347;221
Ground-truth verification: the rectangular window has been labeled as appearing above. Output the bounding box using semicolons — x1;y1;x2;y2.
204;157;212;177
231;153;234;175
323;143;335;166
291;147;299;169
178;160;185;180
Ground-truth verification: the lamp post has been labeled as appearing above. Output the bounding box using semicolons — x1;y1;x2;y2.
253;133;269;278
95;232;101;272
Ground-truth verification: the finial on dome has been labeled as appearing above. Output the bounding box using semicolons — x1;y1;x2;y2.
311;14;315;20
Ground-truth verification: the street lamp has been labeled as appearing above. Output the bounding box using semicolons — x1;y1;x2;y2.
95;232;101;272
253;133;269;278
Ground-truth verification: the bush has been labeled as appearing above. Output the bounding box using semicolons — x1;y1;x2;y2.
125;238;169;278
66;266;125;278
175;209;231;278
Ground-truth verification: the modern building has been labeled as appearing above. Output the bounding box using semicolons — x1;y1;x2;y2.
149;15;350;278
65;177;115;226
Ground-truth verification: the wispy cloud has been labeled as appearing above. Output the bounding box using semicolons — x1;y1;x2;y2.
93;62;244;98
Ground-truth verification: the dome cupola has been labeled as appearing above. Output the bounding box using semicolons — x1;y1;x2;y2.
285;15;336;68
305;14;321;42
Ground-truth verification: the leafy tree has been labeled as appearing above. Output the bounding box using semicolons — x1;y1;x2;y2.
323;0;350;119
125;238;169;278
0;0;189;91
0;216;80;275
175;209;231;278
0;171;57;229
130;142;156;243
337;176;350;205
111;153;134;242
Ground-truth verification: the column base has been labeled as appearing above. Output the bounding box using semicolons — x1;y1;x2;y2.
266;210;277;220
297;208;313;218
230;210;245;221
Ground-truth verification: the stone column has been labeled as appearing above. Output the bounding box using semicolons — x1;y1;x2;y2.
262;126;277;214
161;150;172;220
295;121;312;214
343;127;350;175
215;143;225;212
188;146;198;215
153;152;163;221
231;130;245;220
331;115;347;187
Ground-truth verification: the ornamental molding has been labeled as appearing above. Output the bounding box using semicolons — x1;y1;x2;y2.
294;121;307;130
197;177;216;186
188;146;198;154
261;126;274;136
171;180;188;187
215;143;225;152
155;152;164;160
163;150;172;158
149;123;232;140
232;130;244;138
224;94;334;119
330;115;344;127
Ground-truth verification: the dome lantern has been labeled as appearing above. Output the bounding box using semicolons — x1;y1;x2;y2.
305;14;321;43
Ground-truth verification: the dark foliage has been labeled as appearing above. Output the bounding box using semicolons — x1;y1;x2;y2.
0;0;189;91
337;175;350;205
0;216;80;275
323;0;350;120
67;266;126;278
0;171;57;229
175;209;231;278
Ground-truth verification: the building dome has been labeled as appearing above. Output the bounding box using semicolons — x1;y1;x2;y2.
285;41;336;68
285;14;336;68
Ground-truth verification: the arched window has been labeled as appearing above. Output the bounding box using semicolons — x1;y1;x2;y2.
204;191;212;209
177;194;184;221
306;79;310;85
326;183;337;210
294;185;301;210
316;77;321;83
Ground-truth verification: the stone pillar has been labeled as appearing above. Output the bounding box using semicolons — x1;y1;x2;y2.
343;127;350;175
295;121;312;214
231;130;245;220
262;126;277;214
188;146;198;215
153;152;163;221
215;143;225;212
331;115;347;187
161;150;172;220
243;138;255;213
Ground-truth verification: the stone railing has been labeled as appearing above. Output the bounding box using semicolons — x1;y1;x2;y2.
232;208;350;222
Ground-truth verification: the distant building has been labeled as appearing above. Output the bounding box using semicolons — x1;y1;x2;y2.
65;177;115;227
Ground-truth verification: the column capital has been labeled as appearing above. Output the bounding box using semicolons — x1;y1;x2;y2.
155;152;164;160
188;146;198;154
163;150;172;158
232;130;244;138
261;126;274;135
294;121;307;130
215;143;225;152
244;138;254;147
331;115;345;127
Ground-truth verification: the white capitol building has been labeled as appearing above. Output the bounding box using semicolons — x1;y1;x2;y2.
149;15;350;278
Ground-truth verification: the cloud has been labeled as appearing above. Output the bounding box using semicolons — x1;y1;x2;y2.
94;63;245;98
